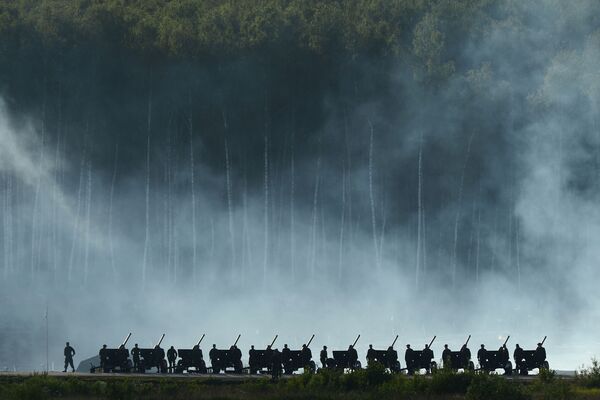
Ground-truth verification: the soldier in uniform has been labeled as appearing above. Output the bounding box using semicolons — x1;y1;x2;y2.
320;346;328;368
534;343;547;368
99;344;108;371
271;349;282;379
191;344;205;373
422;344;434;374
499;344;509;366
460;344;471;367
405;344;414;375
348;345;358;369
387;346;399;371
442;344;452;369
167;346;178;373
231;345;243;373
63;342;76;373
477;345;487;369
154;344;165;373
282;344;291;373
366;344;376;365
514;344;524;371
301;344;312;367
249;345;257;373
131;344;141;372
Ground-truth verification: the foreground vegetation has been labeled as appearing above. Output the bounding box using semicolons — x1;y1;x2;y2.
3;362;600;400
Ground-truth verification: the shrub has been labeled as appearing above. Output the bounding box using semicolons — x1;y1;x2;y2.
466;374;530;400
576;359;600;388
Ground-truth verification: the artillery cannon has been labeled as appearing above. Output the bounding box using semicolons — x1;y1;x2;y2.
328;335;362;371
366;335;401;373
139;334;167;373
96;333;133;373
480;336;512;375
281;335;316;374
248;335;278;374
406;336;437;375
175;334;208;374
444;335;475;372
210;335;243;374
515;336;549;375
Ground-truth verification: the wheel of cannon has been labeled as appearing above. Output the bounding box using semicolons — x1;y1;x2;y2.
392;361;401;373
542;361;549;370
234;361;243;374
504;361;513;376
431;361;438;373
308;361;316;373
468;361;475;372
354;361;362;370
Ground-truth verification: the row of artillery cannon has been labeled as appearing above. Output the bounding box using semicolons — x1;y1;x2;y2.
92;333;548;377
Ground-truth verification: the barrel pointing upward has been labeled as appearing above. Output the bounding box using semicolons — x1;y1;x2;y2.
391;335;399;348
121;333;132;347
352;335;360;347
196;334;206;347
233;334;241;347
156;334;165;347
306;334;315;347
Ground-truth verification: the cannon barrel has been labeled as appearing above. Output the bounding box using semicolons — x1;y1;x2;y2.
307;334;315;347
156;334;165;347
270;335;278;347
428;336;436;348
540;336;547;346
503;335;510;347
233;334;241;347
464;335;471;347
122;333;132;347
197;334;206;347
352;335;361;347
391;335;399;348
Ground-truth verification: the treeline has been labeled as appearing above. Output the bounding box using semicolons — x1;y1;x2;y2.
0;0;497;77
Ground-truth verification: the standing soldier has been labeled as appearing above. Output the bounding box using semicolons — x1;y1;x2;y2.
534;343;547;368
131;344;141;372
460;344;471;367
63;342;76;372
167;346;178;373
271;349;282;379
442;344;452;369
249;345;257;373
422;344;434;374
514;344;524;371
405;344;414;375
477;345;487;369
99;344;108;371
348;345;358;370
301;344;312;368
320;346;328;368
282;344;291;373
366;344;376;365
154;344;165;373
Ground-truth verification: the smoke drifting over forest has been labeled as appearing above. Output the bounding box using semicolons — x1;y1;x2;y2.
0;0;599;370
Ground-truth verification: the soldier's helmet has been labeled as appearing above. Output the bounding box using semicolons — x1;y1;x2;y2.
444;344;448;348
516;344;520;348
251;345;254;349
537;343;542;346
103;344;107;348
425;344;429;349
212;344;216;348
480;344;485;348
134;344;138;347
406;344;410;348
369;344;373;349
66;342;70;346
284;344;288;348
323;346;327;349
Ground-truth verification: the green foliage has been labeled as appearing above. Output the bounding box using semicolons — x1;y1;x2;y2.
576;359;600;388
466;374;530;400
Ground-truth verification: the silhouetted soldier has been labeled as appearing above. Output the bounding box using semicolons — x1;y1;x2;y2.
167;346;178;373
405;344;414;375
320;346;328;368
99;344;108;371
460;344;471;366
499;344;509;365
231;345;242;373
301;344;312;367
131;344;140;372
514;344;524;370
366;344;376;365
118;344;129;370
154;345;165;373
534;343;546;367
442;344;452;369
233;345;242;363
282;344;291;373
210;344;217;367
249;345;257;372
63;342;76;372
271;349;282;379
191;344;204;372
387;346;398;370
477;345;487;369
422;344;434;374
265;344;273;368
348;345;358;369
